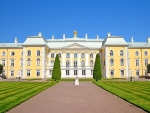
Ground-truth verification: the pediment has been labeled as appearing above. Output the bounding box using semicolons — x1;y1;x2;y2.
63;43;88;49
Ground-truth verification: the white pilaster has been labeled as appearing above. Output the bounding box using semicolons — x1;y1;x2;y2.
78;52;81;67
62;52;65;66
125;47;129;79
42;47;45;78
86;52;88;66
70;52;73;67
23;47;26;79
105;47;109;78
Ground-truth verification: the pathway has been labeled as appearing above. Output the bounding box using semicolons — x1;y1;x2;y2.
8;82;145;113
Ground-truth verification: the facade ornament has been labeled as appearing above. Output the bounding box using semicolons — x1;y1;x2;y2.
14;37;18;43
131;37;134;43
74;30;77;37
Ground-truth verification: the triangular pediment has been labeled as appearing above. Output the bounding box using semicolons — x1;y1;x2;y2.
63;43;88;49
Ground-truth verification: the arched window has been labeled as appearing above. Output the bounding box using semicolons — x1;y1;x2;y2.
11;51;15;56
120;50;123;56
51;60;54;66
51;53;54;58
66;53;70;58
90;53;93;58
144;51;148;56
74;53;77;58
74;60;77;67
120;58;124;66
81;53;84;58
2;51;5;56
27;58;31;66
37;50;40;56
145;59;148;66
110;58;114;66
66;60;70;67
27;50;31;56
135;51;139;56
37;58;40;66
58;53;61;58
110;50;113;56
90;60;93;67
81;60;85;67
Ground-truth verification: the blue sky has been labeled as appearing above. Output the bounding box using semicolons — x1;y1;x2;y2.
0;0;150;43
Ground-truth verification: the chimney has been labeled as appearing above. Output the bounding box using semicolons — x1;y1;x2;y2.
131;37;134;43
38;32;42;36
96;35;99;39
147;37;150;43
63;34;65;39
52;35;54;39
85;33;88;39
107;32;111;37
14;37;18;43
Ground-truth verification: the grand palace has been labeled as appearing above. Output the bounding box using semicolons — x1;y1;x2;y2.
0;31;150;79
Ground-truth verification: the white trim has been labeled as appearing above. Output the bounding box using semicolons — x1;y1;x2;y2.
125;47;129;78
86;52;88;66
42;47;45;78
23;47;26;79
105;47;109;78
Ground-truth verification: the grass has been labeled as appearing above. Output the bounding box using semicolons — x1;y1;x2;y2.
23;78;42;81
94;81;150;112
47;78;95;82
0;81;57;113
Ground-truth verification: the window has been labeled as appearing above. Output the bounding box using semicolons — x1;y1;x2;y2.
135;51;139;56
120;70;124;76
145;70;147;76
2;51;5;56
110;58;114;66
81;60;85;67
11;59;14;66
74;53;77;58
66;60;70;67
74;70;77;75
144;51;148;56
51;53;54;58
27;70;30;76
27;50;31;56
90;60;93;67
27;58;31;66
136;70;139;76
37;58;40;66
82;70;86;75
2;70;5;75
20;58;23;66
66;53;70;58
20;71;22;76
120;50;123;56
81;53;84;58
103;60;105;66
11;52;15;56
74;60;77;67
91;70;93;75
120;58;124;66
136;59;139;66
51;60;54;66
49;70;52;75
21;51;23;56
10;71;14;76
36;70;40;76
145;59;148;66
110;70;114;76
110;50;113;56
2;59;5;66
37;50;40;56
90;53;93;58
58;53;61;58
66;70;69;75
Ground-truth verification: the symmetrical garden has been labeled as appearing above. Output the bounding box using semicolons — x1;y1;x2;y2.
94;81;150;112
0;81;56;113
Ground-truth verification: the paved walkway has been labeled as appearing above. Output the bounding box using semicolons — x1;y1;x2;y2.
8;82;145;113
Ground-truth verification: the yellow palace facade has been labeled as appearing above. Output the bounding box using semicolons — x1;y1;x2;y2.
0;31;150;79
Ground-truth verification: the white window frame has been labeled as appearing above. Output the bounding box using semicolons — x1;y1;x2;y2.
81;60;85;67
110;69;114;76
91;70;93;75
2;51;6;56
27;58;31;66
37;50;40;56
81;53;84;58
2;59;5;66
90;60;93;67
120;50;124;56
145;59;148;66
74;60;77;67
49;70;52;75
90;53;93;58
135;51;139;56
36;70;40;76
37;58;40;66
10;70;14;76
120;70;124;76
27;50;31;56
11;51;15;56
66;70;69;75
66;60;70;67
82;70;86;75
74;53;77;58
110;58;114;66
20;58;23;66
58;53;61;58
51;53;54;58
136;70;140;76
120;58;124;66
66;53;70;58
27;70;31;76
74;70;77;75
144;51;148;56
10;59;14;67
110;50;113;56
136;59;139;66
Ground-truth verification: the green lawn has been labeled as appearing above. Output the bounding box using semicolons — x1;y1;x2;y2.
94;81;150;112
0;81;57;113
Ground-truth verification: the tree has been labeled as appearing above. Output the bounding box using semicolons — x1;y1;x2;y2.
0;64;3;75
52;54;61;81
93;53;102;81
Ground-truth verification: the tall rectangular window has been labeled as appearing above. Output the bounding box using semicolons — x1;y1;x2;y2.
66;70;69;75
145;59;148;66
36;70;40;76
91;70;93;75
27;70;30;76
2;60;5;66
20;59;23;66
11;60;14;66
136;70;139;76
74;70;77;75
3;70;5;75
145;70;147;76
121;70;124;76
49;70;52;75
82;70;85;75
136;59;139;66
110;70;114;76
10;71;14;76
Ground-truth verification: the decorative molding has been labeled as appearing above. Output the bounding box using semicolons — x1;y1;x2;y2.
63;43;88;49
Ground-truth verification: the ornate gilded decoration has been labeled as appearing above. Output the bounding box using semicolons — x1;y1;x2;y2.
74;30;77;37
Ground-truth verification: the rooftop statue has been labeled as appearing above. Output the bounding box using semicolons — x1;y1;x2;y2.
74;30;77;37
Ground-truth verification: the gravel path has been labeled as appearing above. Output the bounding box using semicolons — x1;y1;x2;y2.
8;82;145;113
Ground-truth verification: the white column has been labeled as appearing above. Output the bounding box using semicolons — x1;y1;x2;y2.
42;47;45;78
70;52;73;67
125;47;129;79
78;52;81;67
105;47;109;78
23;47;26;79
86;52;89;66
